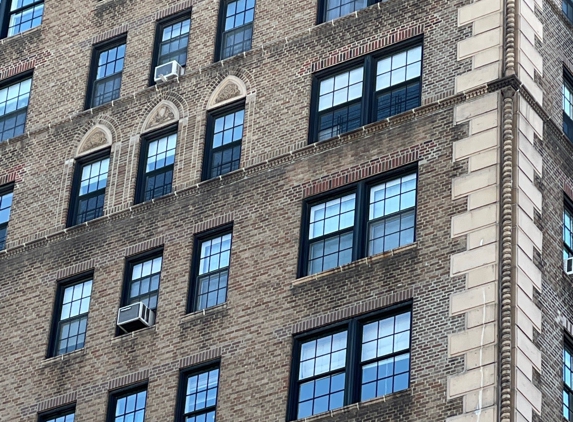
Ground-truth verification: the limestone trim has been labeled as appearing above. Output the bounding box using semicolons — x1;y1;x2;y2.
76;124;113;157
448;91;500;422
141;100;180;133
206;76;247;110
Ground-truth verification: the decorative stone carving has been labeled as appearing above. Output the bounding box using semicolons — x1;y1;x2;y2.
77;125;112;156
142;100;179;132
207;76;247;110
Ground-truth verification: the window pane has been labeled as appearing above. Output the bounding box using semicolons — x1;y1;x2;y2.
0;77;32;142
565;207;573;258
299;331;347;380
114;390;147;421
220;0;256;59
56;279;92;356
159;18;191;66
184;368;219;419
324;0;367;21
8;1;44;36
129;255;162;310
209;110;243;178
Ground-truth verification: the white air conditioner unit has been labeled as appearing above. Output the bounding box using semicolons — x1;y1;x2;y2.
154;60;183;83
565;257;573;275
117;302;155;333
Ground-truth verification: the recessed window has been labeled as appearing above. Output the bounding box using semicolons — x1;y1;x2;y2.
135;129;177;203
565;339;573;420
216;0;256;60
0;185;14;250
0;75;32;142
288;306;412;420
564;71;573;141
0;0;44;39
38;405;75;422
49;275;93;357
565;204;573;260
178;364;220;422
311;43;422;143
300;171;417;277
87;38;126;109
124;252;163;312
190;228;232;312
67;151;110;227
203;106;244;180
107;385;147;422
150;12;191;85
564;0;573;24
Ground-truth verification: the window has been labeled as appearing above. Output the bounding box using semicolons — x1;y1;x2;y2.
202;106;244;180
107;385;147;422
317;0;382;23
288;306;412;420
564;71;573;141
0;0;44;39
564;0;573;24
177;363;220;422
0;74;32;142
86;38;126;109
150;12;191;84
216;0;255;60
38;406;75;422
565;203;573;260
311;43;422;143
135;129;177;203
565;340;573;420
123;251;163;313
67;151;110;227
300;171;417;277
0;185;13;250
49;275;93;357
189;228;232;312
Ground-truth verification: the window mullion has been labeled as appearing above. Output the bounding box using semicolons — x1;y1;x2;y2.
353;182;366;261
363;55;373;126
345;319;359;405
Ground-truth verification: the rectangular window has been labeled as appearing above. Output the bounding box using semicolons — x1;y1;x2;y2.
564;71;573;141
178;364;220;422
87;38;126;109
0;185;13;250
150;12;191;85
565;340;573;420
136;130;177;203
38;406;75;422
107;385;147;422
67;151;110;227
49;275;93;357
301;171;417;277
288;306;412;420
0;75;32;142
565;204;573;260
190;228;232;312
0;0;44;38
124;252;163;313
203;106;244;180
312;43;422;143
564;0;573;24
217;0;255;60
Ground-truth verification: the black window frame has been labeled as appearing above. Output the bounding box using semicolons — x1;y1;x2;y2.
149;10;192;86
117;248;164;335
316;0;380;24
106;383;148;422
0;71;33;143
564;69;573;141
38;404;76;422
66;148;111;228
85;35;127;110
287;302;412;421
47;271;94;358
0;182;14;251
0;0;44;39
175;360;221;422
309;37;423;144
214;0;256;61
565;199;573;260
298;166;418;278
565;337;573;421
135;125;178;204
187;224;233;313
202;102;245;181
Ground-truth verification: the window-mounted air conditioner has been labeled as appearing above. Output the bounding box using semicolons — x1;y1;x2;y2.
565;257;573;275
117;302;155;333
154;60;183;83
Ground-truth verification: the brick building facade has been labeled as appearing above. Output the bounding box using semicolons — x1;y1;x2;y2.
0;0;571;421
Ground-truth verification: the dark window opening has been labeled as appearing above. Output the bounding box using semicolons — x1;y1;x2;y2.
86;38;126;109
216;0;255;60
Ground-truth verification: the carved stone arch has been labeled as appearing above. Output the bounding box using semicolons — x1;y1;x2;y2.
207;75;248;110
76;124;112;157
141;100;180;133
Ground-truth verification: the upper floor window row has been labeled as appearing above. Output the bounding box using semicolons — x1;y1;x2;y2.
318;0;383;23
311;43;422;143
0;0;44;39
